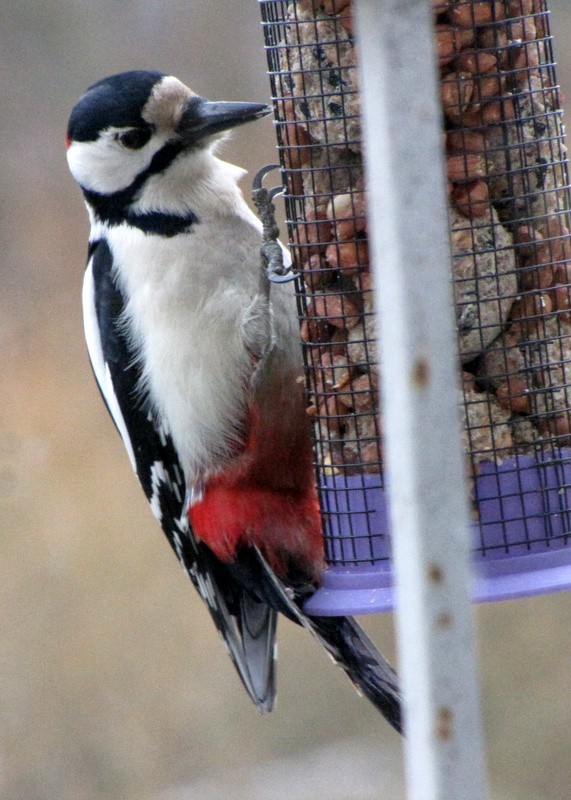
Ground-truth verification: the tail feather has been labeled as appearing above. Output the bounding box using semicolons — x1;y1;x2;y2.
237;592;277;711
310;616;403;734
247;547;403;732
171;535;278;713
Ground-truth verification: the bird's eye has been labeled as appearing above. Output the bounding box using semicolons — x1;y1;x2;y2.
117;128;152;150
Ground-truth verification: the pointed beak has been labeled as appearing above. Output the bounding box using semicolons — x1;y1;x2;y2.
177;97;271;145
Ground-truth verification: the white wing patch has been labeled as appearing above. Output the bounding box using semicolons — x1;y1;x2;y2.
82;259;138;471
194;569;218;611
149;460;170;522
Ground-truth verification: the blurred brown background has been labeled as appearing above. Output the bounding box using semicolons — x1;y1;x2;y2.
0;2;569;799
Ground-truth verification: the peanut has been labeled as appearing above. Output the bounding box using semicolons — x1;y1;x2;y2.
534;6;548;40
514;225;544;260
293;206;332;257
304;253;333;291
357;270;374;295
496;376;531;414
478;27;509;58
552;260;571;286
325;239;370;276
518;264;554;292
539;219;571;264
451;179;490;218
441;72;475;123
510;293;553;336
471;73;506;110
321;0;351;13
338;8;353;35
446;153;485;183
432;0;451;13
456;51;498;76
461;97;516;127
351;372;378;412
326;192;367;240
508;0;534;15
312;292;362;329
511;43;540;76
451;1;504;28
313;350;352;396
447;129;487;154
279;99;313;195
550;283;571;314
319;394;352;435
435;25;475;67
300;314;332;344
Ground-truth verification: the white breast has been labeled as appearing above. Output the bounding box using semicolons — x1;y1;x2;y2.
104;152;297;482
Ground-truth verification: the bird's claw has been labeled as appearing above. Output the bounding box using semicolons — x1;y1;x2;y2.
252;164;299;284
252;163;281;192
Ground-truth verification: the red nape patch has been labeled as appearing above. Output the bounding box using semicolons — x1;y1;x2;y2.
189;483;323;580
65;132;72;150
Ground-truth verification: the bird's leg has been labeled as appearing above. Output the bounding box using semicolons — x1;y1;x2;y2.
253;187;284;287
252;163;299;284
241;289;275;365
243;165;291;364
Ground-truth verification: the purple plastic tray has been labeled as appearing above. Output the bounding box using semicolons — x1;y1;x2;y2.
304;449;571;615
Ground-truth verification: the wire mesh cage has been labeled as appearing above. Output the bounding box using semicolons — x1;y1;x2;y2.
259;0;571;613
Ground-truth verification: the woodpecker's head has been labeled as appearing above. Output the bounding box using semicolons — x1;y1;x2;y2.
66;70;270;202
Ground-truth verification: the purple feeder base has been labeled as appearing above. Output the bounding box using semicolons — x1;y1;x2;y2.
303;450;571;616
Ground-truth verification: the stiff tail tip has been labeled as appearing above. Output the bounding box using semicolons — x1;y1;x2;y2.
312;616;403;734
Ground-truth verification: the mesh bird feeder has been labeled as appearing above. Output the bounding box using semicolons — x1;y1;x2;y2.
259;0;571;614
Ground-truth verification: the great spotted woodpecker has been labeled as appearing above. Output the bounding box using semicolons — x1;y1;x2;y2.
66;70;401;730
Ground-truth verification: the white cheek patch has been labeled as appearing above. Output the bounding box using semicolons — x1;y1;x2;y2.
67;134;165;195
67;139;140;193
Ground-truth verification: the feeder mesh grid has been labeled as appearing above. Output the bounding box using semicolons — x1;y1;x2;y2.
259;0;571;566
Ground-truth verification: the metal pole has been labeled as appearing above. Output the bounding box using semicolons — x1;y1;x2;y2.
353;1;489;799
